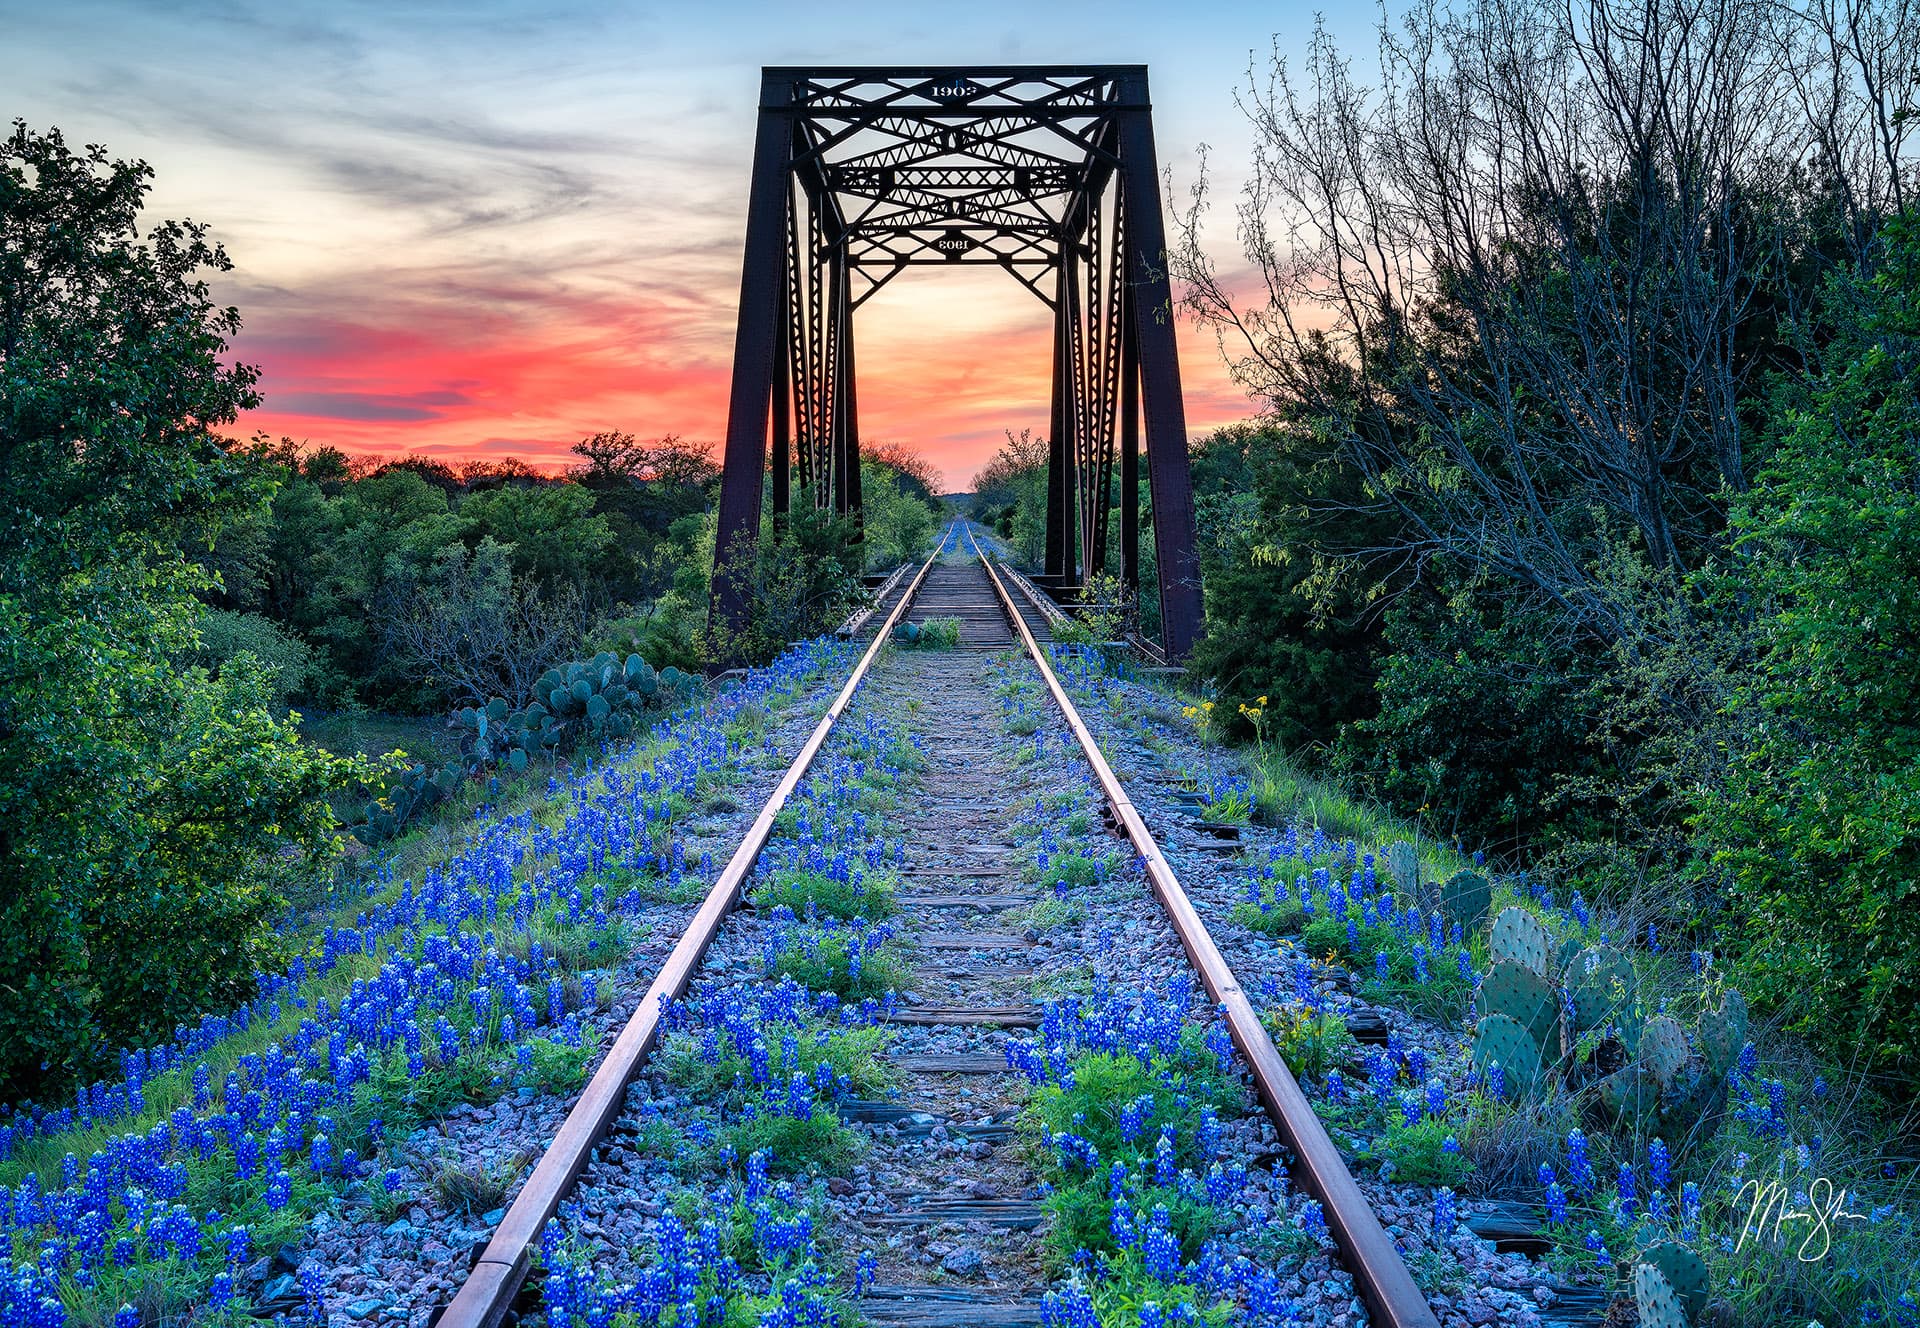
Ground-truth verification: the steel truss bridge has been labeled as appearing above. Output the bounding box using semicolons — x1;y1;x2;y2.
708;65;1203;657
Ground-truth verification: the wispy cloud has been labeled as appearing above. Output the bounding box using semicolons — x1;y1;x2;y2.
5;0;1315;485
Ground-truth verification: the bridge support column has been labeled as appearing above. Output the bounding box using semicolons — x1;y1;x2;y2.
712;74;792;638
1116;69;1201;658
1045;261;1071;582
1120;276;1141;593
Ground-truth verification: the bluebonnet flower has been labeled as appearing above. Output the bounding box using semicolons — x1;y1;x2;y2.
1297;1200;1328;1242
1566;1130;1595;1194
1649;1138;1670;1189
1433;1188;1456;1240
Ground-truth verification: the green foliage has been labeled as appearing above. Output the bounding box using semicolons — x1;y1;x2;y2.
1026;1037;1244;1177
518;1036;591;1095
894;615;961;649
194;609;315;704
762;925;907;999
1378;1115;1471;1187
707;501;865;666
970;429;1049;566
722;1110;858;1176
749;867;898;921
1035;849;1106;891
1695;215;1920;1074
1261;1005;1355;1081
666;1019;893;1106
1339;582;1598;850
858;454;942;573
0;122;363;1099
1232;894;1305;937
1185;423;1389;751
1042;1172;1222;1267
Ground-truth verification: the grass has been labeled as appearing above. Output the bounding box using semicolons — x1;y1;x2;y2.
908;616;963;649
1009;895;1085;930
1232;896;1305;937
298;707;461;766
429;1147;532;1217
750;866;899;921
764;925;909;998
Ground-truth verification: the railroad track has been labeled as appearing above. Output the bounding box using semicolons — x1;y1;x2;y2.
436;525;1442;1328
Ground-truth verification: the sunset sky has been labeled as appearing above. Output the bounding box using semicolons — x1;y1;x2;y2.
4;0;1372;488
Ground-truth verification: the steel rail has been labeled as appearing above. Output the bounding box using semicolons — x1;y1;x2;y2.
438;537;948;1328
969;531;1441;1328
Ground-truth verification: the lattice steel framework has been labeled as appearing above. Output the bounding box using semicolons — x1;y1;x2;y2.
710;65;1202;657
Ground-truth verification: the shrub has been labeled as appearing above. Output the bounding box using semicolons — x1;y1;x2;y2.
194;609;315;705
1696;215;1920;1076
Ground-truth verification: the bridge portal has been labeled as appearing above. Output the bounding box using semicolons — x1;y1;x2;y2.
709;65;1202;657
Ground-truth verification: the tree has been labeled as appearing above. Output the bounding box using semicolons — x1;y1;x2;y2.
1174;0;1914;676
1185;422;1393;752
0;122;356;1097
867;442;944;502
1697;214;1920;1074
1168;0;1917;866
384;538;594;707
971;428;1050;566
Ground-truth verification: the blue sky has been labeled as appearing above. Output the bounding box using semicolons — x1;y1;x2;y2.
3;0;1379;484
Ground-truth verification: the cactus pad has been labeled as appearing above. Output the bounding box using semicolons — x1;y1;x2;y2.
1473;960;1560;1060
1640;1240;1708;1324
1598;1064;1658;1126
1383;840;1421;891
1634;1262;1691;1328
1639;1015;1689;1088
1439;869;1492;933
1699;990;1748;1078
1472;1013;1546;1099
1568;945;1636;1031
1490;907;1552;977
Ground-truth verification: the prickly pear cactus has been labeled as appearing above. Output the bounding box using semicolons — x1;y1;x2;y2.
1640;1240;1708;1325
1639;1015;1689;1089
1383;840;1421;891
1439;869;1491;933
1567;945;1637;1032
1472;1013;1546;1099
1634;1262;1692;1328
1474;960;1560;1061
1598;1064;1658;1127
1699;990;1749;1078
1489;907;1552;977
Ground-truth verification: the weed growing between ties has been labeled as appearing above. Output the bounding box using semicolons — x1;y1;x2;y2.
893;616;962;649
750;866;899;921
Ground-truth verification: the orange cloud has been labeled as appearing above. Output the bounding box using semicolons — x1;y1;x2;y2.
234;274;1257;488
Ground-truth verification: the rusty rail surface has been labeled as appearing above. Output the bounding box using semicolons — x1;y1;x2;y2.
970;531;1441;1328
437;540;945;1328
